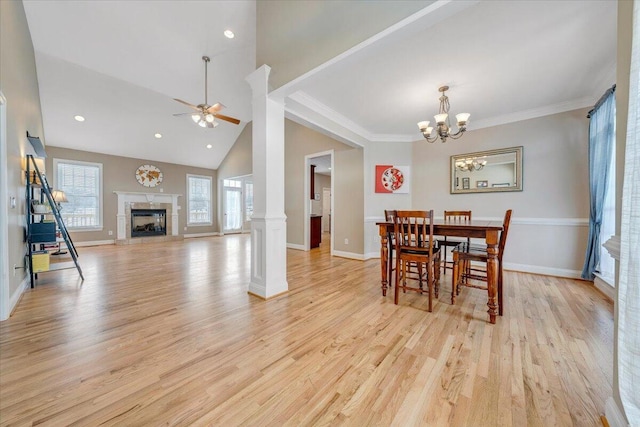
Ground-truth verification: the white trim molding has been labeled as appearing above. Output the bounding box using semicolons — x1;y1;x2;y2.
503;263;582;279
605;397;630;427
113;191;181;240
286;243;305;251
3;276;29;322
332;250;365;261
74;240;115;247
184;232;222;239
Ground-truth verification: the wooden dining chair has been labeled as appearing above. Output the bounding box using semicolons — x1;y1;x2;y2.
384;210;397;286
393;210;441;312
451;209;512;316
438;210;472;275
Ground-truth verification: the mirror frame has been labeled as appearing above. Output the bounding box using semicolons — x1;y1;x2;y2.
450;146;523;194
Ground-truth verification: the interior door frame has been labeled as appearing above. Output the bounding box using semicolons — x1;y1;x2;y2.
221;174;252;234
304;150;334;253
222;186;243;234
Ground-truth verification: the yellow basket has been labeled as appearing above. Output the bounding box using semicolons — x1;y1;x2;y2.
32;252;50;273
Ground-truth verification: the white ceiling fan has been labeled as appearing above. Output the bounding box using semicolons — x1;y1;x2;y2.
173;56;240;128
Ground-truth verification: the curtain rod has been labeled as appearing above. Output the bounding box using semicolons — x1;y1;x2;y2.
587;84;616;118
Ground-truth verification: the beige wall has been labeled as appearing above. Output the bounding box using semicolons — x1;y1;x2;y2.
284;119;361;250
217;122;252;180
1;0;46;312
334;148;364;254
411;108;591;275
256;1;431;89
45;146;218;242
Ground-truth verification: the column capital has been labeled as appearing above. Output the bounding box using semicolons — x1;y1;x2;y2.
246;65;272;98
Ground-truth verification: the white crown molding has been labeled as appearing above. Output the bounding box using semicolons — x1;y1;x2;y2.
287;92;414;144
469;97;594;130
287;89;594;146
284;104;368;148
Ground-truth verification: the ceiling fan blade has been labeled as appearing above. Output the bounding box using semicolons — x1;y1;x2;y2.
213;113;240;125
173;98;200;110
206;103;225;113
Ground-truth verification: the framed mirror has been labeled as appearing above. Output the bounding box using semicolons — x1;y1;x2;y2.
451;146;523;194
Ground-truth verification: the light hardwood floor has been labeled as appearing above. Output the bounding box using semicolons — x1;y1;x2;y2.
0;234;613;426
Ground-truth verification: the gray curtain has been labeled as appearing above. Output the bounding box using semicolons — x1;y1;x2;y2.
581;87;616;280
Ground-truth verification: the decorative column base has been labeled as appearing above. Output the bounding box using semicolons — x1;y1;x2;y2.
248;217;288;299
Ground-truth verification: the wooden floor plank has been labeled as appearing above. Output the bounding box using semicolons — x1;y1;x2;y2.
0;234;613;426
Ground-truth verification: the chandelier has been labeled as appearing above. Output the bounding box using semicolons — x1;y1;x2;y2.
455;157;487;172
417;86;470;143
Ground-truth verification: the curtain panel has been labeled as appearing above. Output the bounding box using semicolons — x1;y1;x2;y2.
581;88;616;280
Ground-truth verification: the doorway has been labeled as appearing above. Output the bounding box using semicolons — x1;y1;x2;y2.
304;151;334;252
222;176;252;234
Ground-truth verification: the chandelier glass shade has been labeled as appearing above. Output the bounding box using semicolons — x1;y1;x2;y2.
455;157;487;172
191;113;219;128
417;86;470;143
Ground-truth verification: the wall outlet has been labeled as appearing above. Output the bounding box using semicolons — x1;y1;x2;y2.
184;226;187;231
159;188;164;193
344;238;349;245
13;264;17;277
108;230;113;236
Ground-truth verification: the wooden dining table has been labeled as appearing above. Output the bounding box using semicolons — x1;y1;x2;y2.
377;219;503;324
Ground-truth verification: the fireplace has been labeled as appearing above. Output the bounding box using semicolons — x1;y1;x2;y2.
131;209;167;238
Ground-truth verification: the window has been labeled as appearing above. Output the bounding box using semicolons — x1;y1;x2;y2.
244;181;253;222
187;174;212;225
54;159;103;230
598;136;616;284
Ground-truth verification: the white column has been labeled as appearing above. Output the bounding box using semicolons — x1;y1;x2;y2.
245;65;288;298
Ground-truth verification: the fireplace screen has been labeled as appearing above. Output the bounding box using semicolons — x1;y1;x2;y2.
131;209;167;237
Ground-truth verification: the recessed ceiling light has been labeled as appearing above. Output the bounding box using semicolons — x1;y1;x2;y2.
224;30;235;39
154;133;162;139
206;144;212;149
74;115;85;122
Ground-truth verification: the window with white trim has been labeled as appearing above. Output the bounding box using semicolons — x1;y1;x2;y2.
54;159;103;230
187;174;212;225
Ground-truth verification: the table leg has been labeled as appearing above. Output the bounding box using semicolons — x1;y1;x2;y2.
486;230;499;324
379;225;389;296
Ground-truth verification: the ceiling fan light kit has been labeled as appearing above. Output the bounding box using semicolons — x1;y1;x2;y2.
173;56;240;129
417;85;470;143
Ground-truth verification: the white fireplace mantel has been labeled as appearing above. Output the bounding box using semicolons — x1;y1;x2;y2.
113;191;182;240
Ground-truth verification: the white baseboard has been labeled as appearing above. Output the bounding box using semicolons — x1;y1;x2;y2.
364;251;380;260
605;397;629;427
74;239;115;247
3;275;29;321
286;243;306;251
332;250;365;260
184;232;221;239
594;276;615;301
502;262;582;279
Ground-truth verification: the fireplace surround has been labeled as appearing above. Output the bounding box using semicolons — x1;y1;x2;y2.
114;191;181;242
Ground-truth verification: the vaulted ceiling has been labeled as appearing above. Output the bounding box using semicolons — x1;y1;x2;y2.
23;0;617;169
